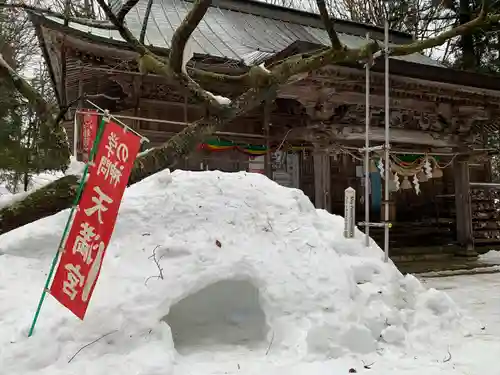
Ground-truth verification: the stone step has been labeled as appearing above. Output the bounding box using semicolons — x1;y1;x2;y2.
388;246;456;256
391;253;454;263
394;257;499;275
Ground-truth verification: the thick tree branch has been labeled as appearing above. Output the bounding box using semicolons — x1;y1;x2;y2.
316;0;343;50
169;0;211;74
1;0;496;126
0;53;54;122
0;85;279;235
95;0;500;115
97;0;221;112
3;0;500;235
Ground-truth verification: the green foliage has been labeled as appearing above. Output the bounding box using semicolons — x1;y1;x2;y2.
0;8;68;193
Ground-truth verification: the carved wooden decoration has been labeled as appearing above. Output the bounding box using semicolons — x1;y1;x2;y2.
471;188;500;244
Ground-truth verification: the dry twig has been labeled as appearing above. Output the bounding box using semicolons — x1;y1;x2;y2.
68;330;118;363
145;245;164;285
265;330;275;355
443;347;452;363
362;360;375;369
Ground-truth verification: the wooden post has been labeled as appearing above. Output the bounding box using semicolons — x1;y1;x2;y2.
75;64;84;160
313;153;331;211
263;99;272;179
453;157;476;257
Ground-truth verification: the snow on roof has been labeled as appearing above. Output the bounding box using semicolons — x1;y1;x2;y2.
0;169;481;373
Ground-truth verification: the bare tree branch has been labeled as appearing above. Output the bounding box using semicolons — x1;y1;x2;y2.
0;3;116;29
117;0;141;23
390;5;493;56
315;0;343;49
94;0;148;54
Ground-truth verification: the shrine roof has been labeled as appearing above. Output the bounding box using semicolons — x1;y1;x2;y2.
32;0;443;67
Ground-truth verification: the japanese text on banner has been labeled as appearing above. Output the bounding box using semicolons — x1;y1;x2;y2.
50;122;141;319
81;109;98;163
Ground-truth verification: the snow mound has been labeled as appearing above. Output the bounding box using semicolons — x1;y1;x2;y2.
479;250;500;265
0;170;482;374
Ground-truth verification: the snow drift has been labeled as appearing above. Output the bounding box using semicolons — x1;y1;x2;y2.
0;170;481;374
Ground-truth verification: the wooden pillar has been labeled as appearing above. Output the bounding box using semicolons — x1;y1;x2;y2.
453;157;476;257
314;153;331;212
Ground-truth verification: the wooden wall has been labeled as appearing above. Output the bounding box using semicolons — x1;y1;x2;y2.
301;152;461;223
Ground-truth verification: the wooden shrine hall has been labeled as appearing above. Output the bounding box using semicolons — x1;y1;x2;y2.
30;0;500;260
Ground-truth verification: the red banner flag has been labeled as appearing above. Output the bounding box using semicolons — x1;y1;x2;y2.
50;121;141;319
81;109;98;162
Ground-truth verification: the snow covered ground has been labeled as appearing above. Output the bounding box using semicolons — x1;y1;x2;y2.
0;169;496;374
478;250;500;265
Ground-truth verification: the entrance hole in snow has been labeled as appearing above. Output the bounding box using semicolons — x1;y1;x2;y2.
163;279;269;353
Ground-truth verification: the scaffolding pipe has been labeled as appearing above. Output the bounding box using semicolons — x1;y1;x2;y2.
364;32;371;248
73;112;78;158
469;182;500;188
383;19;390;263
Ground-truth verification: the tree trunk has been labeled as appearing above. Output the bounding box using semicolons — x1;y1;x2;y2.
0;175;79;234
0;88;275;236
459;0;476;70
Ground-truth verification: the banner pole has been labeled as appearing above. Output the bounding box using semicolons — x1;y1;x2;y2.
28;113;109;337
73;113;78;158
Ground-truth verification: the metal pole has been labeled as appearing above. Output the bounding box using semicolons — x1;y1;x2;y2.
75;65;83;159
469;182;500;188
383;19;390;263
364;32;370;247
73;112;78;158
29;114;108;337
